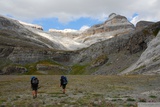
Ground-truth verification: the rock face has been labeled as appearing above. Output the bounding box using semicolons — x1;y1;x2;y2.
0;15;56;49
136;21;155;30
127;21;160;54
0;14;160;75
108;13;117;20
83;13;134;35
75;13;135;46
120;31;160;75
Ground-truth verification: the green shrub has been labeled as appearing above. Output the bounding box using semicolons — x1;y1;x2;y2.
127;98;136;101
149;95;157;98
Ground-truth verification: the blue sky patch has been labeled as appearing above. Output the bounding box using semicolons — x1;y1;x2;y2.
32;17;103;31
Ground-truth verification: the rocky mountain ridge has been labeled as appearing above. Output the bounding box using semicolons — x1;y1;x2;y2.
75;13;135;45
19;21;43;30
0;13;160;75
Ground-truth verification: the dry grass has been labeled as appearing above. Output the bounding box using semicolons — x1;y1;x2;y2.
0;75;160;107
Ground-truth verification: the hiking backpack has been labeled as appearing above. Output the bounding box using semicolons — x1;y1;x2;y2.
31;77;39;84
62;76;68;85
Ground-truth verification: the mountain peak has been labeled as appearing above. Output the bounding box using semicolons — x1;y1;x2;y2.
108;13;117;20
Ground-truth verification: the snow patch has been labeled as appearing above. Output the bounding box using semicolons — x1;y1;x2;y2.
49;29;79;33
34;30;87;50
19;21;43;30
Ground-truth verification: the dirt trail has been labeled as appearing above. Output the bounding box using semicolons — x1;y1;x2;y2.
0;75;160;107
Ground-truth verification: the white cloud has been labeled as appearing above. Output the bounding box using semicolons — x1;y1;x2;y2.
131;14;158;26
131;16;140;25
49;29;78;33
79;25;90;31
0;0;159;24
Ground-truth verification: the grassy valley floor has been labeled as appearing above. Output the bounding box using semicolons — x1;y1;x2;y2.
0;75;160;107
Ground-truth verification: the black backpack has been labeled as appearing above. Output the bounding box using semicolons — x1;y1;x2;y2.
31;77;39;84
62;76;68;85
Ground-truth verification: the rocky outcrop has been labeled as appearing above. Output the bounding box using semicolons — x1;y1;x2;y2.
136;21;155;30
91;54;109;67
108;13;117;20
127;21;160;54
0;47;14;57
120;31;160;75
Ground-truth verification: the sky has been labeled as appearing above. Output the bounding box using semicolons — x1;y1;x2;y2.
0;0;160;31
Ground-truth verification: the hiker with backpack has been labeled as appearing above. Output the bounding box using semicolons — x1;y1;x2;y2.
60;76;68;94
31;76;39;99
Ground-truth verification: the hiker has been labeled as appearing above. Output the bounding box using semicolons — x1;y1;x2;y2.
31;76;39;99
60;76;68;94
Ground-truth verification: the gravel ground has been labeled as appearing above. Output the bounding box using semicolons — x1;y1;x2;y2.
0;75;160;107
